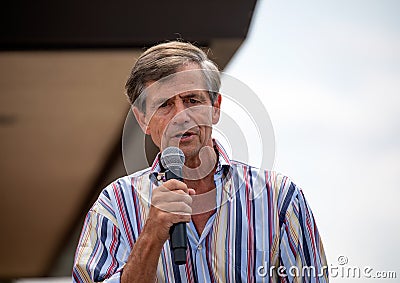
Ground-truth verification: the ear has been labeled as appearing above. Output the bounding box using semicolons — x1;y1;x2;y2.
133;107;151;134
212;93;222;124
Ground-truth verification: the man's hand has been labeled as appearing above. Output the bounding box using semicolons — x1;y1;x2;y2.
146;179;196;245
121;179;195;283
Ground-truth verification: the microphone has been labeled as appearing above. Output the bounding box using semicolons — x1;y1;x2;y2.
160;147;187;265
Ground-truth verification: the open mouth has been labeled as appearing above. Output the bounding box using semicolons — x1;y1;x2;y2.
172;129;198;141
175;131;194;139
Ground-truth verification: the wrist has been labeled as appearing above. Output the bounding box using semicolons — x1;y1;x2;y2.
141;219;168;249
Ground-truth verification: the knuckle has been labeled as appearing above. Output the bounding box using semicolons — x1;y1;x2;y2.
179;203;192;214
167;179;187;190
185;195;193;205
159;185;170;192
173;189;186;196
166;179;179;187
170;179;180;185
151;194;160;204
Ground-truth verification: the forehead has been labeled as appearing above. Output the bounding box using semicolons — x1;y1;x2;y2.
144;66;208;103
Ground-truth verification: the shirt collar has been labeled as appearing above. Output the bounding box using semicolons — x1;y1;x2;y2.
213;138;231;173
149;138;232;176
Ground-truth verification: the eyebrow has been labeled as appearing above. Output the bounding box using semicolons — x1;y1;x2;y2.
179;92;205;99
151;97;168;107
150;91;207;108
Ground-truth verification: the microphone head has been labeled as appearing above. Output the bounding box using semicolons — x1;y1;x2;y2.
160;147;185;175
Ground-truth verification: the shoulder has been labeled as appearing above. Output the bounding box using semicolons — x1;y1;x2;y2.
91;167;153;218
102;167;152;196
229;160;302;209
229;160;296;190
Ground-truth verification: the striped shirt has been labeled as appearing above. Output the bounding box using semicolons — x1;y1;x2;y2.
73;140;328;282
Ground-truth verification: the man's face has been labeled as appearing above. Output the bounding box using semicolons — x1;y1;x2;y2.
134;63;221;164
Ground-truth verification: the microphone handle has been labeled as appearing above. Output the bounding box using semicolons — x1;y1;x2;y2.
165;169;187;265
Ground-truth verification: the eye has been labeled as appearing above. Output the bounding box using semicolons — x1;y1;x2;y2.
189;98;199;104
159;100;168;108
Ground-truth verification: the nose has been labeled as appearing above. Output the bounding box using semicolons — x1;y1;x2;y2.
172;101;190;125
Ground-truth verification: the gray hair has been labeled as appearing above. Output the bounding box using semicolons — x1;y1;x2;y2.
125;41;221;111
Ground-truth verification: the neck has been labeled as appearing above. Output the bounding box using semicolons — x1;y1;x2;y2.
182;143;217;184
184;167;217;215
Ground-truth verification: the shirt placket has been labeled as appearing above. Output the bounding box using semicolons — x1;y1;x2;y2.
186;167;229;283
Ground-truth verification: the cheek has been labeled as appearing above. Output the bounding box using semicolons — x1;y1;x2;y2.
193;109;213;123
155;118;169;136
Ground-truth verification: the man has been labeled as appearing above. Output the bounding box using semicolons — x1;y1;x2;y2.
73;41;328;282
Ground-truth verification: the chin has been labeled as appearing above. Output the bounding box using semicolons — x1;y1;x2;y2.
179;145;200;159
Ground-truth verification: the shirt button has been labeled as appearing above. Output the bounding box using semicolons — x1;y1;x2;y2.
197;245;202;250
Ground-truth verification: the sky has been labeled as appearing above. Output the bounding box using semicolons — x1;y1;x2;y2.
221;0;400;281
15;1;399;282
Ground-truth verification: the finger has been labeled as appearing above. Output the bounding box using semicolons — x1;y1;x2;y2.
155;191;192;205
157;202;192;215
163;179;189;193
171;214;191;224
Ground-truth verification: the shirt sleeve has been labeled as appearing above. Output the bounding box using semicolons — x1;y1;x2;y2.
72;192;128;283
278;181;329;282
